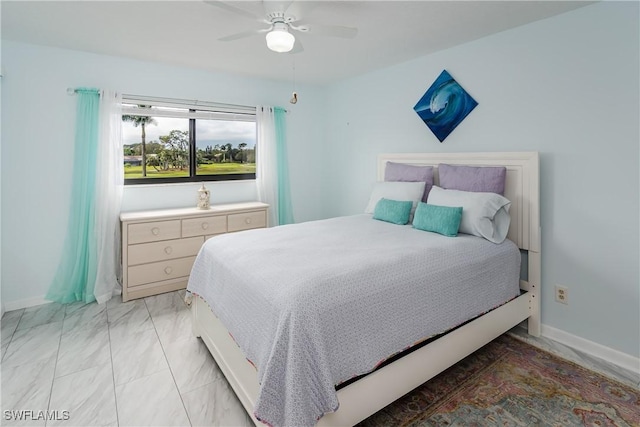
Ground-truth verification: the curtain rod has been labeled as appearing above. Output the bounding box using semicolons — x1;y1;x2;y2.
66;89;289;113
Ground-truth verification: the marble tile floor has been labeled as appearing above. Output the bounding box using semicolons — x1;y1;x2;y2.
1;291;254;427
2;294;638;427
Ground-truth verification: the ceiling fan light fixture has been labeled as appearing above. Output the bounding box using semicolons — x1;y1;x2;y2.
266;24;295;53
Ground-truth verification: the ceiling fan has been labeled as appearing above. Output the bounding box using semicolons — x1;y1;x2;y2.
204;0;358;53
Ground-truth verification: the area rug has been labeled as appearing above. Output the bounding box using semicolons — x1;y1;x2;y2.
357;334;639;426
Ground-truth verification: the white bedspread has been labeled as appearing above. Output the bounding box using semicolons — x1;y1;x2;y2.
187;214;520;427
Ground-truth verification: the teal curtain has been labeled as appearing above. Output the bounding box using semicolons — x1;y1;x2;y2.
274;107;294;225
46;88;101;303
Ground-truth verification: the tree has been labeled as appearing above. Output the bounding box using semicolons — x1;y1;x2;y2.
122;106;156;177
159;130;189;170
219;143;228;163
146;153;162;172
220;143;233;163
145;142;163;155
123;145;136;156
202;145;216;163
238;142;247;163
196;150;206;168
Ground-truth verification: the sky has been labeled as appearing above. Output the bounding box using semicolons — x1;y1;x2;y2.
122;117;256;149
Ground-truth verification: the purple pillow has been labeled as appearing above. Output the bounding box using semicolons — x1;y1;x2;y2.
438;164;506;195
384;162;434;202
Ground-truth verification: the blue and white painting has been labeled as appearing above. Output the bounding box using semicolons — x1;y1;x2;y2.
413;70;478;142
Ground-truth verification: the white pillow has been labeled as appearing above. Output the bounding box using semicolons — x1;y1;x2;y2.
427;186;511;243
365;181;426;214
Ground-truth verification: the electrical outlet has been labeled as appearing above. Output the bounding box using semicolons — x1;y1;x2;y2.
555;286;568;305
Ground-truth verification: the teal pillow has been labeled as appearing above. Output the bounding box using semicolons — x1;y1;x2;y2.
373;198;413;225
412;203;463;237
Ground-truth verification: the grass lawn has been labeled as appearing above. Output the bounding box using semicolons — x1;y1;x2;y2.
124;162;256;178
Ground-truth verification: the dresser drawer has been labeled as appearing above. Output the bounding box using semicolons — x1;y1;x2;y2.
128;256;197;287
128;220;181;244
182;215;227;237
228;210;267;232
128;236;204;266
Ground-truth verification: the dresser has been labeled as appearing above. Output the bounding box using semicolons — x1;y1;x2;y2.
120;202;269;302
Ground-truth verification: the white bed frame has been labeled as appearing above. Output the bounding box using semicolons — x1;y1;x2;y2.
191;151;541;427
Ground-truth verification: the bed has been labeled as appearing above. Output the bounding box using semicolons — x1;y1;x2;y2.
188;151;540;427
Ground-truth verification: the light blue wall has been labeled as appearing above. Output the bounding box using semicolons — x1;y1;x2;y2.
324;2;639;357
0;41;327;305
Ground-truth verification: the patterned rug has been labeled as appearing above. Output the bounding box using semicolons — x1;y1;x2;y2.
358;334;639;427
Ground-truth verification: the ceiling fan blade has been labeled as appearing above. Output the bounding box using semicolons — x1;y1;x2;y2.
203;1;261;21
285;1;319;22
219;28;269;42
300;23;358;39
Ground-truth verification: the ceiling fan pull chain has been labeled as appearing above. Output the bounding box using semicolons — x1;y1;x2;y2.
290;59;298;104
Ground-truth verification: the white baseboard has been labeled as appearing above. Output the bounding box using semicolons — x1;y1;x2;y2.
3;295;50;312
541;324;640;376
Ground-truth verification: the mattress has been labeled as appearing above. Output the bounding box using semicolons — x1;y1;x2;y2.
187;214;521;427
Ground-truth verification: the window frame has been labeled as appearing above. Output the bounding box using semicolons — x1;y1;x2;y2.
122;96;257;185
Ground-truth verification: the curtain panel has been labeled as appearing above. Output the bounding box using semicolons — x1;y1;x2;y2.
46;89;123;304
256;106;294;227
94;90;123;303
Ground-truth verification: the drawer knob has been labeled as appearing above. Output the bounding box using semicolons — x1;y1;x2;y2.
164;246;173;255
201;222;209;230
245;217;252;224
151;227;160;236
164;266;173;275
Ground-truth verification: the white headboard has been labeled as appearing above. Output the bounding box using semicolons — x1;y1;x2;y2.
377;152;540;253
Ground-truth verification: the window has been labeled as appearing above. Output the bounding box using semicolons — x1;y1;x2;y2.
122;96;256;185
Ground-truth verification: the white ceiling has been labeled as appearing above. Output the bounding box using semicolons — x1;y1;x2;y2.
2;1;594;85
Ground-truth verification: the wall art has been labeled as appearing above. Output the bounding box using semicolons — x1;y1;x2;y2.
413;70;478;142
